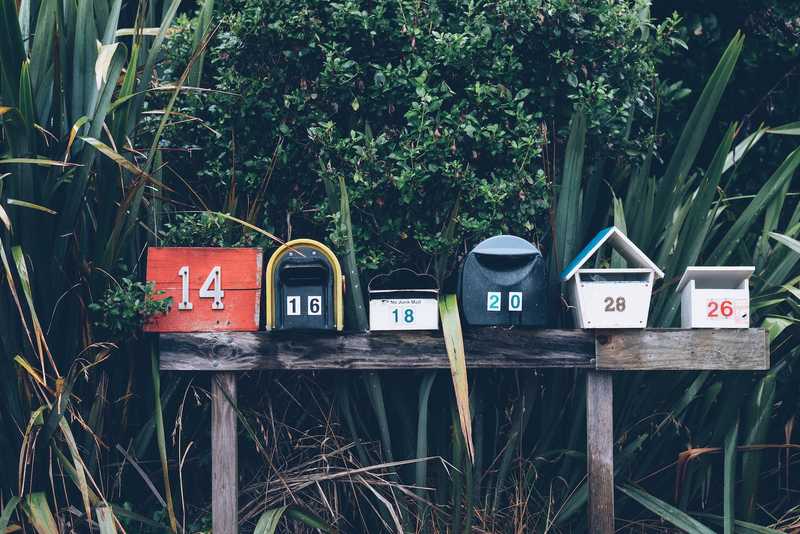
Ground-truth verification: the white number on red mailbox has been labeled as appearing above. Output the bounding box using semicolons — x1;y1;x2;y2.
199;266;224;310
178;266;224;310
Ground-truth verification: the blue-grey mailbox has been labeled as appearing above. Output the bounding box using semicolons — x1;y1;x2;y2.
457;235;547;326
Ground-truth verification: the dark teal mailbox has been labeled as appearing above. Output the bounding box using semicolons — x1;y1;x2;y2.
457;235;547;326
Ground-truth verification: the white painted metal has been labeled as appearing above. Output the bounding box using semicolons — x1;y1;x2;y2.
369;297;439;331
678;267;753;328
569;269;654;328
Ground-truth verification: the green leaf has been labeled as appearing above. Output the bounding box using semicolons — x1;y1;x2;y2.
254;506;288;534
96;506;118;533
724;418;739;534
0;496;20;533
652;32;743;243
708;146;800;265
439;294;474;462
619;484;716;534
768;231;800;255
187;0;214;86
553;110;586;276
21;493;58;534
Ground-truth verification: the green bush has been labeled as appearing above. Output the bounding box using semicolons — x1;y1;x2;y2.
164;0;679;277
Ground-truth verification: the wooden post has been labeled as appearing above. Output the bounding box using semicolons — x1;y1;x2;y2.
212;372;238;534
586;370;614;533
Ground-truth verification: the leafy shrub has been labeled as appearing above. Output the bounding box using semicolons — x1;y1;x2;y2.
161;212;262;247
163;0;680;277
89;279;172;338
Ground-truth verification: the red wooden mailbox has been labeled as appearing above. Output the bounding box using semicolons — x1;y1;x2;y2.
144;247;263;333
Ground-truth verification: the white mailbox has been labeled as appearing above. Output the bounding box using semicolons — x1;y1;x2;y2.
677;266;754;328
560;227;664;329
368;269;439;331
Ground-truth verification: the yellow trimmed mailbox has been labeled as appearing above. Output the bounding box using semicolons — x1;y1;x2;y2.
561;227;664;329
266;239;345;331
677;266;754;328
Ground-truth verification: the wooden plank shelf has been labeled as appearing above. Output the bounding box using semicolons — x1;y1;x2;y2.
159;328;769;371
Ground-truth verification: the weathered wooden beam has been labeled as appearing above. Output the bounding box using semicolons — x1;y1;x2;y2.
595;328;768;370
160;328;769;372
586;371;615;534
212;373;238;534
159;329;595;371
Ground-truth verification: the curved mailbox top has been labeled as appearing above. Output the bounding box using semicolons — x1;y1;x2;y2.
266;239;344;331
368;268;438;293
472;235;542;258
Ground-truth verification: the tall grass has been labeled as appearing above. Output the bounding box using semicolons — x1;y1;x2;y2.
0;0;213;530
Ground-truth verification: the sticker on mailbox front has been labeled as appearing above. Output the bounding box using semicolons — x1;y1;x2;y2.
370;298;438;330
487;292;502;311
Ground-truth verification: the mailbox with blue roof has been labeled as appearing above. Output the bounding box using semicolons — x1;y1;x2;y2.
560;227;664;329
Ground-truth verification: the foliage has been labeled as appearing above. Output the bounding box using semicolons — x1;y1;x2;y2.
162;0;680;278
161;211;260;247
0;0;211;531
89;279;171;338
2;0;800;533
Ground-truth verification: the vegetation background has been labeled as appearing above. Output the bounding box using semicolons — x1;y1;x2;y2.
1;0;800;532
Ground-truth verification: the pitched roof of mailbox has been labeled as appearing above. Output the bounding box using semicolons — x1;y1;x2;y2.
559;226;664;281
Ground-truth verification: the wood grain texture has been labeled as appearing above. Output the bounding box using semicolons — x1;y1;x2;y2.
159;329;596;371
595;328;769;370
212;373;238;534
145;247;263;333
586;371;615;534
159;329;770;371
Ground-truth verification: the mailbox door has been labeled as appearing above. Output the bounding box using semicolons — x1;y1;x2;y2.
459;254;547;326
577;280;651;328
276;260;333;330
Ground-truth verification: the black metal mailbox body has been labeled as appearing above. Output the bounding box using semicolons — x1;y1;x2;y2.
266;239;344;331
457;235;547;326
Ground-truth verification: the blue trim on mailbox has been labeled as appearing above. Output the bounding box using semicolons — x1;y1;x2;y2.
559;227;614;281
559;226;664;281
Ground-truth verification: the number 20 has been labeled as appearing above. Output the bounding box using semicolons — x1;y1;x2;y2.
178;266;224;310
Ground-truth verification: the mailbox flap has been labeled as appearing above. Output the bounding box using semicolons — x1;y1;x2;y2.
471;235;541;258
676;266;755;291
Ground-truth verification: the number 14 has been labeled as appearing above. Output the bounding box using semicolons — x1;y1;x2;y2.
178;266;224;310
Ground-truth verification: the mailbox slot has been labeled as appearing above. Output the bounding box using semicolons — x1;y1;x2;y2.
266;239;345;331
457;235;547;327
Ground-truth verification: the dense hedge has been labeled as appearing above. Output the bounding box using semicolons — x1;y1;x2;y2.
162;0;677;278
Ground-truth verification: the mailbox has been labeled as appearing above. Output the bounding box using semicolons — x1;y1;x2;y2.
266;239;344;331
560;227;664;329
143;247;263;333
368;269;439;331
457;235;547;326
677;266;754;328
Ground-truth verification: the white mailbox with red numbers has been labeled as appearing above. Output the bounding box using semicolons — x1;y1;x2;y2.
677;266;754;328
